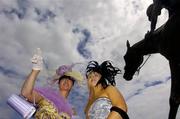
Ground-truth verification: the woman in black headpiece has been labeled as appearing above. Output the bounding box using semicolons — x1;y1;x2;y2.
84;61;129;119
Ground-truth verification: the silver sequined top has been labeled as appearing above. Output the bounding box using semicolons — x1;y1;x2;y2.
88;97;112;119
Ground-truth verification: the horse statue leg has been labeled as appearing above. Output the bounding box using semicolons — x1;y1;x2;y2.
169;98;179;119
168;61;180;119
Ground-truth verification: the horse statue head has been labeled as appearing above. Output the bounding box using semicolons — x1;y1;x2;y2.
123;40;144;81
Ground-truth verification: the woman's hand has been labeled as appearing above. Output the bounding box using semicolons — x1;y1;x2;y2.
31;48;43;70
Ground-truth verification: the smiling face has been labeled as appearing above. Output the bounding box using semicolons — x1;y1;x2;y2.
59;77;74;92
87;71;102;88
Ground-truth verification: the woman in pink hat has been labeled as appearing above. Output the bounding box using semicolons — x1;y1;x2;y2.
21;48;83;119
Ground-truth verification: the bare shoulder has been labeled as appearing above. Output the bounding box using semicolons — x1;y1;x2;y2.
105;85;124;101
105;85;128;111
105;85;120;94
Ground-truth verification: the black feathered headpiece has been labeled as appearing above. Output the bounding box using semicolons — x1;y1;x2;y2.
86;61;121;88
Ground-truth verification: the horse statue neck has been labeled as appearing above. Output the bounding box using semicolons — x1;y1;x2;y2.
131;37;159;56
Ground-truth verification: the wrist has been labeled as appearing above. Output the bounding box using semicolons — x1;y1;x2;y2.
31;69;40;74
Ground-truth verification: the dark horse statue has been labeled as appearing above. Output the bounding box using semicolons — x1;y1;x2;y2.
123;1;180;119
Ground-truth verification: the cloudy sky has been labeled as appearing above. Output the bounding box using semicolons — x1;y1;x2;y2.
0;0;179;119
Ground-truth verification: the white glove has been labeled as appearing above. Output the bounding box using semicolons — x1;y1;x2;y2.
31;48;43;70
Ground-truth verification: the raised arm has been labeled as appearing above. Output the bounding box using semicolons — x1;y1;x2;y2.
21;48;43;103
21;70;43;103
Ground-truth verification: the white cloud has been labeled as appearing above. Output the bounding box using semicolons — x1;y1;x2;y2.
0;0;179;118
127;79;171;119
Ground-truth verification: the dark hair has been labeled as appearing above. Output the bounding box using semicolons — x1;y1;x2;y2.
58;75;75;85
86;60;121;88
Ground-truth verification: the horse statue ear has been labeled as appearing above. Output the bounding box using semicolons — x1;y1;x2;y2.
126;40;130;49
